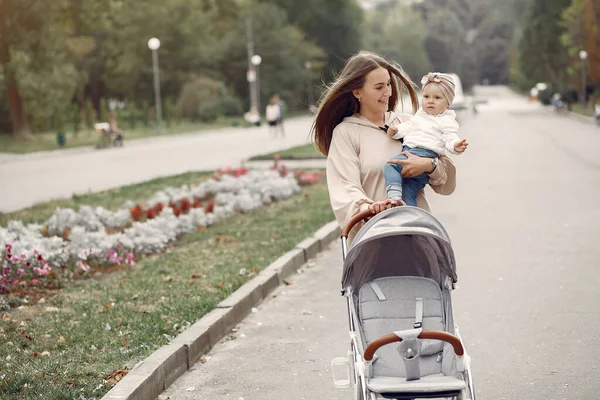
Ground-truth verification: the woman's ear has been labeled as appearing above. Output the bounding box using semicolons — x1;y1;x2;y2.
352;89;361;101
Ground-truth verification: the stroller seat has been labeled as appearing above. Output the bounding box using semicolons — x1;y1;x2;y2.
358;276;466;395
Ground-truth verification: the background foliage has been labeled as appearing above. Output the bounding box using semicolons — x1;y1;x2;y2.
1;0;598;138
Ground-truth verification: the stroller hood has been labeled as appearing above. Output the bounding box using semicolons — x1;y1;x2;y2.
342;207;457;291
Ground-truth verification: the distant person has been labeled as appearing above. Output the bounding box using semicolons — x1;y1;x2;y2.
383;72;468;206
274;94;286;136
551;93;564;113
594;99;600;125
266;96;283;137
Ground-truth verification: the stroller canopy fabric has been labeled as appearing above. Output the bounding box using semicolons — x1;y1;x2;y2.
342;207;457;291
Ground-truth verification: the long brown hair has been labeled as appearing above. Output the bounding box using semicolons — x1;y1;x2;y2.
312;51;418;156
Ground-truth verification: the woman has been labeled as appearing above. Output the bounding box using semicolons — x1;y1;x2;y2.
312;51;456;240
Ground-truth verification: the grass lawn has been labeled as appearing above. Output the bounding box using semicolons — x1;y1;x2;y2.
249;143;325;161
569;102;597;117
0;117;247;154
0;167;333;399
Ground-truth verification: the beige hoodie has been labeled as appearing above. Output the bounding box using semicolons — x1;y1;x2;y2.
326;112;456;240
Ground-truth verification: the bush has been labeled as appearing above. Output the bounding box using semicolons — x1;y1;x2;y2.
222;96;243;117
179;76;240;121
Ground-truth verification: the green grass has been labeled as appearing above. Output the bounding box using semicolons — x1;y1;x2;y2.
0;117;247;154
569;102;597;117
0;171;216;227
0;171;333;399
249;143;325;161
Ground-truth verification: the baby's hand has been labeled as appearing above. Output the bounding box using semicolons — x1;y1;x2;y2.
387;125;398;138
454;138;469;153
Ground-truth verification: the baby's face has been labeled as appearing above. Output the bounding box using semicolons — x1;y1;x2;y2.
421;83;450;115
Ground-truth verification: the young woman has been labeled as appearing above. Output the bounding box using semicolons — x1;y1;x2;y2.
312;51;456;240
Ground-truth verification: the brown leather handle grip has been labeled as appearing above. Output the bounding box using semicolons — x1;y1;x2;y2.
363;329;464;361
341;210;374;238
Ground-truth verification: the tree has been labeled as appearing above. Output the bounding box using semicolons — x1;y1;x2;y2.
259;0;363;80
561;0;600;87
0;0;49;138
218;1;326;110
362;3;432;83
517;0;572;91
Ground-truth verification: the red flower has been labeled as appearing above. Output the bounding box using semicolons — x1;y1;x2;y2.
154;202;164;214
180;198;191;213
173;207;182;217
146;208;156;219
130;204;143;221
205;201;215;213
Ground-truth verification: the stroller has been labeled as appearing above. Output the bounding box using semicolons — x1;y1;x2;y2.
331;206;476;399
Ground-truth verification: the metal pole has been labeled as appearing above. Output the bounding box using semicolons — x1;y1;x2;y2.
581;59;586;109
152;49;163;134
246;18;257;114
255;64;260;113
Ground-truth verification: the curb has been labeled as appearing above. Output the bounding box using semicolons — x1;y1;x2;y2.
542;105;595;124
102;220;341;400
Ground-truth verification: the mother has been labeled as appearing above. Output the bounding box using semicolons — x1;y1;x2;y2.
312;51;456;240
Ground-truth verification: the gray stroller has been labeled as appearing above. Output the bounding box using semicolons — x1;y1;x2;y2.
331;207;476;399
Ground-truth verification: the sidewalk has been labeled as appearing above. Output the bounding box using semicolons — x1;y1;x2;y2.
160;241;351;400
0;116;316;213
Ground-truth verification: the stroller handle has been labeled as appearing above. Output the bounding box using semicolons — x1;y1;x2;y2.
363;330;464;361
341;210;375;238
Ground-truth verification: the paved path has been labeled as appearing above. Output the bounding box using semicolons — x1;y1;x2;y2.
161;86;600;399
0;117;316;213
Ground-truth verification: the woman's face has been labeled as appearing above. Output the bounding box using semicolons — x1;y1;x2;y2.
421;83;450;115
353;67;392;115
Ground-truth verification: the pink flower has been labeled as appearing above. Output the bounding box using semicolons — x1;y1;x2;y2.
31;279;38;284
17;269;24;276
20;254;26;260
76;260;90;272
33;249;39;256
33;267;42;275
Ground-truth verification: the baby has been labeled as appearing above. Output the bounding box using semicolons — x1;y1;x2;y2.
383;72;468;206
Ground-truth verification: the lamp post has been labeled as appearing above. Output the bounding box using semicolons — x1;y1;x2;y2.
579;50;588;109
305;61;313;107
147;37;163;134
251;54;262;113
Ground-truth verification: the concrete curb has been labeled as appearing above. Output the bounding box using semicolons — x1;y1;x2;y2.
102;220;341;400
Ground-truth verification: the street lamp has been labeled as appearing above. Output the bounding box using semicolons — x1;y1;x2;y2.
251;54;262;112
147;37;163;134
579;50;588;109
305;61;314;108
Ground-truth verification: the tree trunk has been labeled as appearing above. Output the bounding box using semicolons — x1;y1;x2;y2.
3;67;32;140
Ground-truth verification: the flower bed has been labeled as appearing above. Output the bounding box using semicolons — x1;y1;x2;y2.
1;161;322;296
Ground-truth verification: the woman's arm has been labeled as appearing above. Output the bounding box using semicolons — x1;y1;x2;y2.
326;126;384;227
386;152;456;195
428;156;456;195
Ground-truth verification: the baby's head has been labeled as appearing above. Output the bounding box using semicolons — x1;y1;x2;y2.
420;73;455;115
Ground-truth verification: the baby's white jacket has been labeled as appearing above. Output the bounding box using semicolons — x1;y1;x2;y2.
391;109;461;155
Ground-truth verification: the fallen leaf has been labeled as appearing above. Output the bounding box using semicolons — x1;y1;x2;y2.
283;280;292;286
190;273;203;279
106;367;130;385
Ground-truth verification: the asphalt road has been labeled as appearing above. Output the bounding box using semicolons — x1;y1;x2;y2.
161;86;600;400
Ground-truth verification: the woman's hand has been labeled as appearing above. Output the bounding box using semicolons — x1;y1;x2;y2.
368;199;394;215
387;151;433;178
